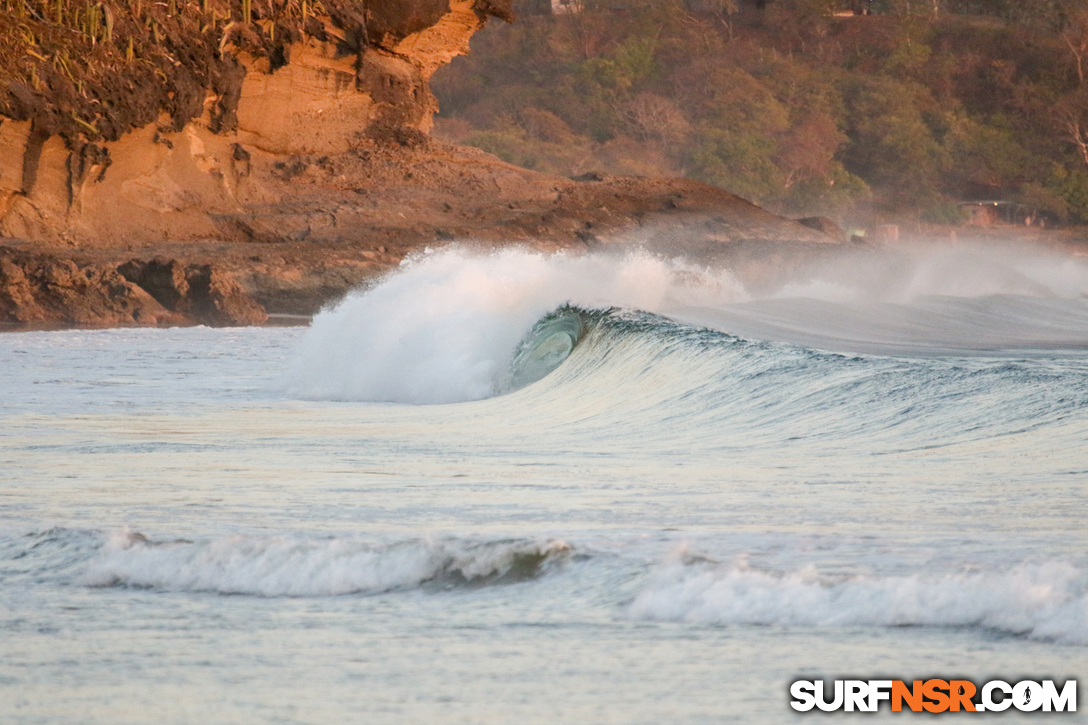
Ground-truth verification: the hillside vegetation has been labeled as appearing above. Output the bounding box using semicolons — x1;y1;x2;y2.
432;0;1088;226
0;0;512;150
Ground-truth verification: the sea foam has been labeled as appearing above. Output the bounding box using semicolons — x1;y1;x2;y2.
628;558;1088;644
82;530;570;597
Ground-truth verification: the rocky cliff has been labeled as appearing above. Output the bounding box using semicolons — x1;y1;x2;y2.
0;0;841;329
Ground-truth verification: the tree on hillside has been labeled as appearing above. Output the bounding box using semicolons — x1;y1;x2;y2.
1057;6;1088;176
689;0;741;40
1058;91;1088;170
1060;6;1088;85
434;0;1088;222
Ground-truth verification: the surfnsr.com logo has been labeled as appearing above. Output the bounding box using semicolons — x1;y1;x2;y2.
790;679;1077;713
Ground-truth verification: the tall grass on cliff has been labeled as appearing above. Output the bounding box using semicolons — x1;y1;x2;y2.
433;0;1088;224
0;0;337;149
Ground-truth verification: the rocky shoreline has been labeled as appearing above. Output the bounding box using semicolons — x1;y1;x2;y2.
0;139;847;328
0;0;848;330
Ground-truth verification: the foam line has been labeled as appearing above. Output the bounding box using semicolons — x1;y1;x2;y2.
629;559;1088;644
82;530;571;597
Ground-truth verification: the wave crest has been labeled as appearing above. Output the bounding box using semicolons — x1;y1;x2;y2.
284;247;745;404
628;557;1088;644
82;531;572;597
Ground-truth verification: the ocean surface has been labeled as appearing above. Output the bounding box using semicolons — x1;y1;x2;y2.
2;241;1087;723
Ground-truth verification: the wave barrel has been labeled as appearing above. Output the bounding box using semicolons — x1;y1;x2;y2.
506;307;586;391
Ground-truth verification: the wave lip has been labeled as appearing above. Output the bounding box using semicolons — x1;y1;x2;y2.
81;530;571;597
628;558;1088;645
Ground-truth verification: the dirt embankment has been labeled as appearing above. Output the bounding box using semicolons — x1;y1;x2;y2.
0;0;843;329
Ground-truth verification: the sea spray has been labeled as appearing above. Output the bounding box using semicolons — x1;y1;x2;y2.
768;239;1088;303
284;247;745;404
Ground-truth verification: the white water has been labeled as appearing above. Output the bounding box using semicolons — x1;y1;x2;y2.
82;529;571;596
287;247;747;403
630;556;1088;645
3;242;1088;723
287;243;1088;404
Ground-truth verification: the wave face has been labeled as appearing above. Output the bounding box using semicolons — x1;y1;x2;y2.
285;247;745;403
507;306;586;390
286;243;1088;405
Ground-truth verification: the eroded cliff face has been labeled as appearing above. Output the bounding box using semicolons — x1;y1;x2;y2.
0;0;531;326
0;0;511;247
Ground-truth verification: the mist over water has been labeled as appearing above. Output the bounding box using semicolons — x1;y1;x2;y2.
772;240;1088;302
4;237;1088;723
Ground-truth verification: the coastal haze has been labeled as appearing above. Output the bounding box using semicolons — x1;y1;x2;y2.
2;0;1088;723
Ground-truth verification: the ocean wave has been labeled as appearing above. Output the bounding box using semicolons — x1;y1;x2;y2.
81;529;572;597
628;557;1088;645
284;244;1088;406
10;528;1088;645
284;247;745;404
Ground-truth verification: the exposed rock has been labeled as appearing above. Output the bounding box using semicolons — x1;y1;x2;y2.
0;134;845;325
0;1;516;152
0;0;514;248
363;0;452;43
184;264;269;327
117;258;268;326
0;246;180;328
796;216;847;242
116;259;190;310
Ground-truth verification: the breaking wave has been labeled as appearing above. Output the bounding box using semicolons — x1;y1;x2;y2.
628;557;1088;645
284;243;1088;405
284;247;745;403
5;528;1086;645
81;529;571;597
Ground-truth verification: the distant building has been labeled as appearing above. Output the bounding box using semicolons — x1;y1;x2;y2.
959;201;1048;227
745;0;874;13
516;0;583;14
834;0;875;15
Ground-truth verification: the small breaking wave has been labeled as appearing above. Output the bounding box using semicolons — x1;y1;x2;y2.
628;557;1088;645
7;528;1087;645
81;529;571;597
